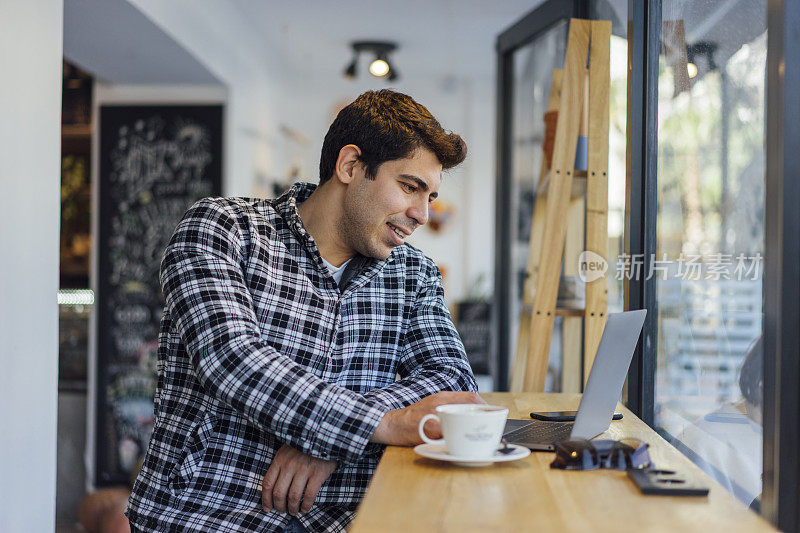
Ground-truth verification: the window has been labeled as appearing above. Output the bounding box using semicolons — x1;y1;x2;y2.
653;0;766;510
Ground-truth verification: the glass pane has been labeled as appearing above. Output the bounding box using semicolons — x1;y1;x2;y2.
655;0;766;510
509;20;568;391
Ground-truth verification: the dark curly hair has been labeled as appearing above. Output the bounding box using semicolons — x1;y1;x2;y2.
318;89;467;184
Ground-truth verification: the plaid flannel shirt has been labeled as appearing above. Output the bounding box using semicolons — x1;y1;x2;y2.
126;183;478;532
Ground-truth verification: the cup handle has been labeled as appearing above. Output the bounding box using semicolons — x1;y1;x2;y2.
418;414;445;445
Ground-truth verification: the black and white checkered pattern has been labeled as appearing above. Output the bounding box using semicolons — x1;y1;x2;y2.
126;183;478;532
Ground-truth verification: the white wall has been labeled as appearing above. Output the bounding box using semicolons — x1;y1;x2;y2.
0;1;63;530
125;0;285;197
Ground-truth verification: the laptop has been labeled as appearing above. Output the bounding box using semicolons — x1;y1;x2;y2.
502;310;647;451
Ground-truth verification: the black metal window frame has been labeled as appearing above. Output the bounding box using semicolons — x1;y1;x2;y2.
623;0;659;426
762;0;800;529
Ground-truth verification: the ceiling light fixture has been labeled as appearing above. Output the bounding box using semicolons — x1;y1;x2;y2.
344;41;399;81
369;58;390;77
685;41;717;81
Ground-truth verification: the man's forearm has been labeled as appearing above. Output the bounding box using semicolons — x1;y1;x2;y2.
368;390;485;446
369;409;403;445
370;408;424;446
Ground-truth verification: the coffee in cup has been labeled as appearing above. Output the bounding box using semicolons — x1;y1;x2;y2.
418;404;509;458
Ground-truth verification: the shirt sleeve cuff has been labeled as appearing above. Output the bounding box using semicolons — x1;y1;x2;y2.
307;388;391;464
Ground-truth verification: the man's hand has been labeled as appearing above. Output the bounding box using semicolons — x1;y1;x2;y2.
262;444;338;516
370;391;485;446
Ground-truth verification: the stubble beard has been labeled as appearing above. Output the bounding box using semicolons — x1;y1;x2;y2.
339;189;390;260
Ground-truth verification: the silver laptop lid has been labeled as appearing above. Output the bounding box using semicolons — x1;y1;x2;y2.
570;310;647;439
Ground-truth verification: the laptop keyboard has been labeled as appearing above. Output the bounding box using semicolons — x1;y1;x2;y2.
503;421;574;444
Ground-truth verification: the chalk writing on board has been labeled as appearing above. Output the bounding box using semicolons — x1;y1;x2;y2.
97;106;222;485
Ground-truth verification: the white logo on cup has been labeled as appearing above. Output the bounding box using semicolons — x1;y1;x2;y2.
464;424;494;442
578;251;608;282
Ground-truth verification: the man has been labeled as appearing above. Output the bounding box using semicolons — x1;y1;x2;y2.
126;89;481;532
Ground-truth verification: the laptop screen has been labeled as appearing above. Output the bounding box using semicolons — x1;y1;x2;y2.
570;310;647;439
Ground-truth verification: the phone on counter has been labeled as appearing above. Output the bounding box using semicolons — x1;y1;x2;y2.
530;411;623;422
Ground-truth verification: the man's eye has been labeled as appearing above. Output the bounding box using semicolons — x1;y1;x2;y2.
401;183;416;193
428;196;436;204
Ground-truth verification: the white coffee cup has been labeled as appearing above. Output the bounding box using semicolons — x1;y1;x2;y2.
418;404;509;459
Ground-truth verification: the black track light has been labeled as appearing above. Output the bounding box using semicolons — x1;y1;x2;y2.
344;41;399;82
343;56;358;79
387;61;399;81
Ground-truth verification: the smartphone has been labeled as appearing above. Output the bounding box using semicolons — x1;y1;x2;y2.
530;411;623;422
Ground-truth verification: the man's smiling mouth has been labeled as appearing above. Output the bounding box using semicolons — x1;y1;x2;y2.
387;222;408;239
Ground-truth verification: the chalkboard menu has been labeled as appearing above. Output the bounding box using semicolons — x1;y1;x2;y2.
455;301;492;375
96;105;222;485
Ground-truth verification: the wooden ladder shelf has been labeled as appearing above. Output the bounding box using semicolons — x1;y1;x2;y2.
511;18;611;393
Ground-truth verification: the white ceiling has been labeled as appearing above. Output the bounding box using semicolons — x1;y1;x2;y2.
64;0;543;89
64;0;223;84
216;1;541;83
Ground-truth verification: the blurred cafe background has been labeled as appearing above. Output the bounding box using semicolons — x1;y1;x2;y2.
1;0;799;531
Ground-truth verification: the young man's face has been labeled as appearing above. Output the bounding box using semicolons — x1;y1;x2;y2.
339;147;442;260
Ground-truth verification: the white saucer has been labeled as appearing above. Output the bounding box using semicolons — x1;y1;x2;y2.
413;443;531;467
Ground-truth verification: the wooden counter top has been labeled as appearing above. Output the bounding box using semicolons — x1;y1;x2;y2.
349;393;774;532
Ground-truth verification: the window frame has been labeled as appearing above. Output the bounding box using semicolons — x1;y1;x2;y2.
762;0;800;528
623;0;659;427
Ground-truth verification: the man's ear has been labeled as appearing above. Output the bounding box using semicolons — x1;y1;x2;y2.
335;144;363;184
